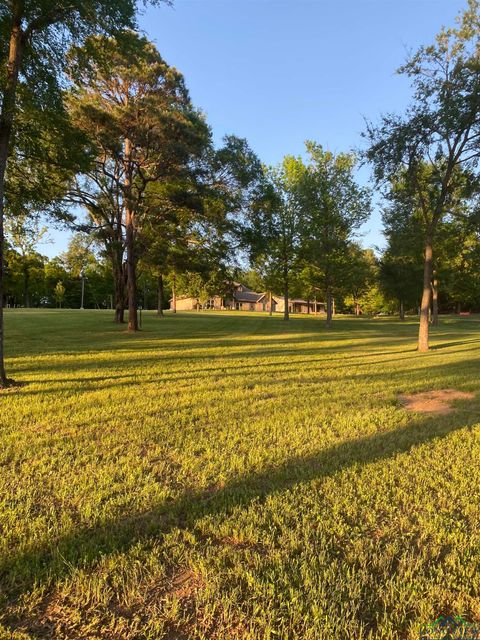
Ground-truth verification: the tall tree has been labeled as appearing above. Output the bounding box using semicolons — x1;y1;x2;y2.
66;149;127;322
67;31;209;330
138;133;263;317
379;181;425;319
297;143;371;327
0;0;144;385
344;245;377;316
435;208;480;314
365;1;480;351
245;158;304;321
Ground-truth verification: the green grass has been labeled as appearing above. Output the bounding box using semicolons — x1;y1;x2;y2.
1;310;480;639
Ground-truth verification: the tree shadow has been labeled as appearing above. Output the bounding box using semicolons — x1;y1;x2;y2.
1;401;477;605
5;312;425;361
10;351;480;407
430;338;480;350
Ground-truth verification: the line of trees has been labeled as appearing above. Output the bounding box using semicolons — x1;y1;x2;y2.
4;232;113;309
7;218;480;322
1;1;480;385
243;143;371;325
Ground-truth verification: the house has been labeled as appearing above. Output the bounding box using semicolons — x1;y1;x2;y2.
172;283;276;312
174;295;224;311
274;296;325;314
171;282;325;314
228;283;276;312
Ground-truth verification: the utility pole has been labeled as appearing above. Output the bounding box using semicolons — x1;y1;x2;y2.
172;271;177;313
313;286;321;316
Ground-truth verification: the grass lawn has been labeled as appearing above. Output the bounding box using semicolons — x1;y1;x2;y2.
1;310;480;639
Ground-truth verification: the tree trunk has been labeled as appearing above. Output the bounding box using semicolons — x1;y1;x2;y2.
431;270;438;326
157;273;164;316
113;254;125;323
112;181;125;323
456;301;461;315
314;297;317;316
399;299;405;321
124;137;138;331
114;301;124;324
0;8;24;386
283;264;289;321
269;290;273;316
307;299;310;314
172;272;176;313
326;292;333;328
125;212;138;330
418;236;433;352
355;301;360;316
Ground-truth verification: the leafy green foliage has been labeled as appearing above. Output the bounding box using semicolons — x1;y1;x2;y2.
53;280;66;306
244;154;309;319
294;143;371;323
0;0;154;217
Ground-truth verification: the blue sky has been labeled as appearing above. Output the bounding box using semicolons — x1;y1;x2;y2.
43;0;466;257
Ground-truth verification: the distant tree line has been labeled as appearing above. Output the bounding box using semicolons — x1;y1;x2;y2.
6;219;480;323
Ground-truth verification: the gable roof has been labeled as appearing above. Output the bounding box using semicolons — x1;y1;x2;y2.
233;290;264;303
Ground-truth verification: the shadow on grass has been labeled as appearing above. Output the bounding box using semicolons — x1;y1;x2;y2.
2;312;440;361
429;338;480;350
7;313;480;373
1;400;478;607
12;327;474;381
12;350;480;404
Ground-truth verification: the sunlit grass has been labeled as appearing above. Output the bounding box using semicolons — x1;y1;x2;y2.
1;309;480;639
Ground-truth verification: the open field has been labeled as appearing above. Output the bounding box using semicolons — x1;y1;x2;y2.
1;310;480;639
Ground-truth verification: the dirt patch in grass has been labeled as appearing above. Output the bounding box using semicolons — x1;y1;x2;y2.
399;389;475;414
166;568;204;600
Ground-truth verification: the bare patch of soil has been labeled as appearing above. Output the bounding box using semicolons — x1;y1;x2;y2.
399;389;475;414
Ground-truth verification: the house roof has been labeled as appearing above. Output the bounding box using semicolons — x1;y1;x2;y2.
290;298;326;304
233;290;264;303
272;296;325;304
